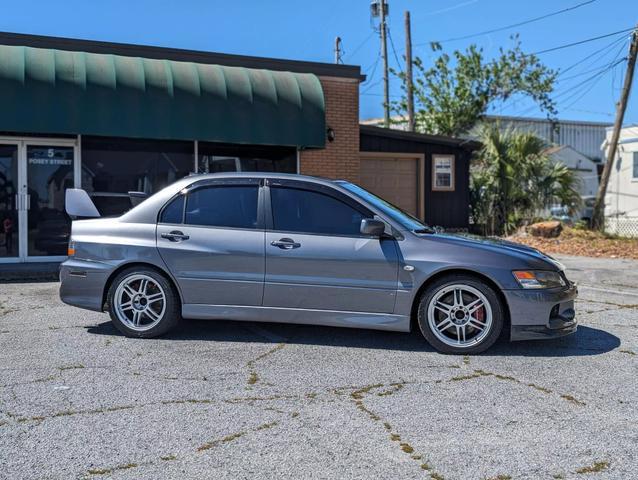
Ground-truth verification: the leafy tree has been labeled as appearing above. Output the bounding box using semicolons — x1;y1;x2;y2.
393;38;558;136
471;125;581;236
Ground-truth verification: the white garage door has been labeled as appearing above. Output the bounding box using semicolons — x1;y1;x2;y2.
360;155;421;218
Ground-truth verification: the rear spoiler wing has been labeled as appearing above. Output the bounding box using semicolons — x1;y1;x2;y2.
65;189;100;218
65;189;150;218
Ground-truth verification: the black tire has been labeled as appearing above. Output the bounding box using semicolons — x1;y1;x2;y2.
416;274;504;354
106;266;181;338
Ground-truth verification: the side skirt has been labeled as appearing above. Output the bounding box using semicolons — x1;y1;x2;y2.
182;304;411;332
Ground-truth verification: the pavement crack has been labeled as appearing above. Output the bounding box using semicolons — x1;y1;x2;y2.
448;369;586;406
197;420;280;452
245;342;286;386
224;393;304;404
575;460;609;474
618;349;636;356
58;364;85;371
87;462;139;476
578;299;638;310
84;420;282;476
346;381;445;479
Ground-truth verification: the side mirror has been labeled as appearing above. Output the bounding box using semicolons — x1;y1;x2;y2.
65;189;100;218
360;218;386;237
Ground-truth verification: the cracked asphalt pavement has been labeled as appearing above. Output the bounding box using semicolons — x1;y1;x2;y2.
1;255;636;480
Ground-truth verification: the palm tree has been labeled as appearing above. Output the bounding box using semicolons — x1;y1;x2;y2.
471;124;581;236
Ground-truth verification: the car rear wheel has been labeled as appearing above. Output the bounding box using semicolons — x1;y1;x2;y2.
417;274;504;354
107;267;181;338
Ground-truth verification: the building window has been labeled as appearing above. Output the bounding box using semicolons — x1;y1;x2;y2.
633;152;638;179
81;137;194;216
432;155;455;191
198;143;296;174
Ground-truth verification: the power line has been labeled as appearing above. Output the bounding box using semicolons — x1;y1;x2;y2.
361;92;402;98
507;55;624;118
532;27;636;55
562;64;617;109
345;31;375;61
555;58;623;102
361;79;383;95
561;47;628;109
563;107;614;117
415;0;598;45
361;51;381;85
387;27;403;70
557;39;629;82
557;34;630;76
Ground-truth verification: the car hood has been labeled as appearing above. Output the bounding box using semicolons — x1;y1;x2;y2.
419;232;564;271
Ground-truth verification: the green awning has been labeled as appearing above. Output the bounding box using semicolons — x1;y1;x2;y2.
0;45;326;147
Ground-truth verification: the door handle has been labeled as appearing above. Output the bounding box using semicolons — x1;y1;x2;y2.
270;238;301;249
161;230;190;242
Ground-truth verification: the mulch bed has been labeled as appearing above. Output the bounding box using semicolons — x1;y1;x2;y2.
506;227;638;260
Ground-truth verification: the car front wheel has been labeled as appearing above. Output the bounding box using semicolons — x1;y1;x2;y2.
107;267;181;338
417;274;504;354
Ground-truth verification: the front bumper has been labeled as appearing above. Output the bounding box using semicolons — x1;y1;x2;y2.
503;283;578;341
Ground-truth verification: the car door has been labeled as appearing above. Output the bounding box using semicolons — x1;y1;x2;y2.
156;178;265;306
263;179;399;313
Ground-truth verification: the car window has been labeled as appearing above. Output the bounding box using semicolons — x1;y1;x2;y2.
337;181;429;231
270;187;365;236
185;186;259;229
160;195;185;224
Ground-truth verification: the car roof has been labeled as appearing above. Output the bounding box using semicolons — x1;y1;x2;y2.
184;172;341;184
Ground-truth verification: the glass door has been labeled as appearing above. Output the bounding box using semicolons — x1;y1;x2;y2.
25;144;76;259
0;138;78;262
0;144;20;261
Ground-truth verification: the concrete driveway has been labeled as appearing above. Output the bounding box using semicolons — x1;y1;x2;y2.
0;255;636;480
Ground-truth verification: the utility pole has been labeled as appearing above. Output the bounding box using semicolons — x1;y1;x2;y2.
380;0;390;127
334;36;342;64
405;10;414;132
592;25;638;231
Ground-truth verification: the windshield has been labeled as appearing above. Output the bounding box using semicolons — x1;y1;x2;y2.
337;181;430;231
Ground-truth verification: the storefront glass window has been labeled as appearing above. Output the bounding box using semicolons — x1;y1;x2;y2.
197;143;296;174
81;137;194;216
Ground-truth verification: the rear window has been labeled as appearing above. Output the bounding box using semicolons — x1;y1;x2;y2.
184;186;258;229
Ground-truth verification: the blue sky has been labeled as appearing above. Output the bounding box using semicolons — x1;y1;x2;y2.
1;0;635;124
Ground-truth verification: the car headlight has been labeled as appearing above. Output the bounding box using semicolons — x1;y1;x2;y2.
513;270;566;289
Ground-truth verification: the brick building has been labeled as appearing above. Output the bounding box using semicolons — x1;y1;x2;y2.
0;32;472;266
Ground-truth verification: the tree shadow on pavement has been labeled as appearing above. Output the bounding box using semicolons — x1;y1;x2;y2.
86;319;619;357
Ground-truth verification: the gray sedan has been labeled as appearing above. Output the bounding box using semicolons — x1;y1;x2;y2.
59;173;577;354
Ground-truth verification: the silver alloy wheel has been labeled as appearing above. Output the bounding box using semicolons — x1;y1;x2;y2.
426;284;493;348
114;274;166;332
